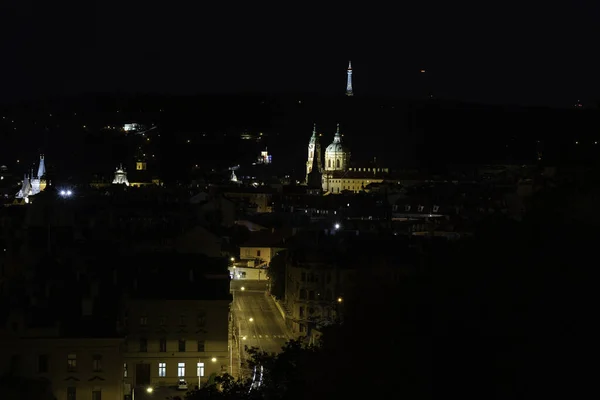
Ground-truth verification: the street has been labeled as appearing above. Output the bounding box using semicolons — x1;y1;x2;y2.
230;280;290;377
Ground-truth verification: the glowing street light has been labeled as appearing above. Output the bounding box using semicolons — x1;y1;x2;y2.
211;357;217;362
146;387;153;393
230;257;235;262
337;297;343;303
249;317;254;322
241;286;245;291
334;223;340;230
59;190;73;197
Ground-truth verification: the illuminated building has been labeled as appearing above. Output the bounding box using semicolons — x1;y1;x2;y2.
346;61;353;96
309;125;389;194
112;164;130;186
305;123;323;183
16;155;47;200
257;148;272;164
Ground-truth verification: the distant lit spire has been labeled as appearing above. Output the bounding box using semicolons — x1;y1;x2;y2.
346;61;353;96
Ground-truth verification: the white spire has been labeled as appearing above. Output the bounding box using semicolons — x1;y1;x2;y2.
346;61;353;96
37;155;45;178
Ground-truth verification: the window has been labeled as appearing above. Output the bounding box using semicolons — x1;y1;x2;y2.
301;272;306;282
197;340;205;352
196;312;206;327
299;306;304;318
92;355;102;372
139;338;148;352
140;316;147;326
123;363;128;378
178;339;186;352
158;362;166;377
336;159;340;168
178;362;185;377
309;291;315;300
256;250;261;257
299;289;307;300
38;354;48;373
179;315;186;325
92;390;101;400
67;387;76;400
67;353;77;372
197;362;205;377
159;316;166;326
159;337;167;352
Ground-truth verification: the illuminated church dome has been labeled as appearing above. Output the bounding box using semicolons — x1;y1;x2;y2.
324;124;349;172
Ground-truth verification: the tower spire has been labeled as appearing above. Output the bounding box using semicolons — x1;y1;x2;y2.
346;61;353;96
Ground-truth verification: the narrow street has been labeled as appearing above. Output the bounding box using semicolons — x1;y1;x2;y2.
230;280;290;378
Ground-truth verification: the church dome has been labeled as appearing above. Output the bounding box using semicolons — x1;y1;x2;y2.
325;124;347;155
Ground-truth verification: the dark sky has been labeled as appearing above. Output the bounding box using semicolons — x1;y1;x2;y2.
1;1;599;107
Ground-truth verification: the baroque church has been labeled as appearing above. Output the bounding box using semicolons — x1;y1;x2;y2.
305;124;389;194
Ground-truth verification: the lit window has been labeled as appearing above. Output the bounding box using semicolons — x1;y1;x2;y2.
123;363;128;378
197;362;204;377
67;353;77;372
92;355;102;372
178;362;185;377
158;362;166;377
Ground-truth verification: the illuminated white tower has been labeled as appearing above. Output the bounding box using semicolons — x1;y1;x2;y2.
306;123;322;183
346;61;353;96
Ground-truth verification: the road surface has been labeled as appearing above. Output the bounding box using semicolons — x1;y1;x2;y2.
230;280;290;377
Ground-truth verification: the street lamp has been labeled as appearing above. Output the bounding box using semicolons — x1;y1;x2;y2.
337;297;343;303
241;286;245;291
249;317;253;322
146;387;153;394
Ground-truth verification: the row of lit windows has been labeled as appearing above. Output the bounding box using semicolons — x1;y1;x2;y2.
135;338;206;353
123;361;210;378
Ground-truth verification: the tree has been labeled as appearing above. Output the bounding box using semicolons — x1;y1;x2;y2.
267;250;287;299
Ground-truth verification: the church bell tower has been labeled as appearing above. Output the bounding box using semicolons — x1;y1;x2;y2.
306;123;322;183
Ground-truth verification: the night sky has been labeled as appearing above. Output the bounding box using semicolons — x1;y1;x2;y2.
1;2;599;107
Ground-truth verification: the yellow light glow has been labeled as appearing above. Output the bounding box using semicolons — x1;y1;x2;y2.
241;287;245;291
337;297;343;303
230;257;235;261
146;387;153;393
211;357;217;362
249;317;254;322
242;336;247;340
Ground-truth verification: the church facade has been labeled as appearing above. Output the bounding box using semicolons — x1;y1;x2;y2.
306;125;389;194
16;155;47;200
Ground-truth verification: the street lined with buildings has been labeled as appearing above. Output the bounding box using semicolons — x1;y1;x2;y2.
231;280;291;377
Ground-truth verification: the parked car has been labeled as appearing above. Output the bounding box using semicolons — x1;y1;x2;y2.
177;379;188;391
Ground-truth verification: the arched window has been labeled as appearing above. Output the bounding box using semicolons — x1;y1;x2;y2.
328;159;331;168
336;159;340;168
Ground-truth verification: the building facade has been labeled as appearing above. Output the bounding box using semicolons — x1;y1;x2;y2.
0;325;124;400
121;298;230;389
